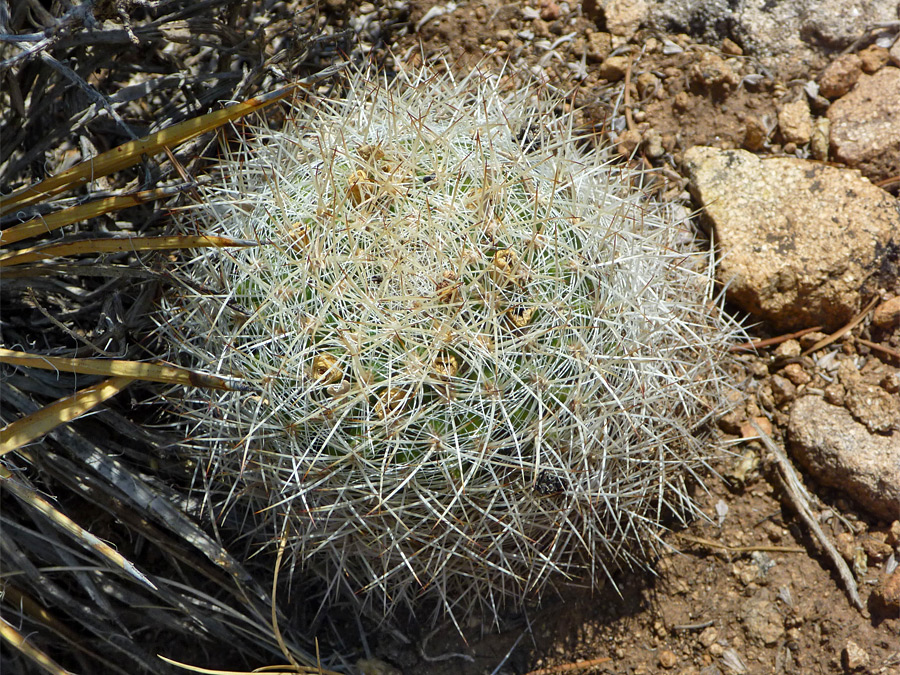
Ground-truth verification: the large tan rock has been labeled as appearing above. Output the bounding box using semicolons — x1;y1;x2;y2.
827;66;900;183
601;0;648;38
788;396;900;521
683;146;899;331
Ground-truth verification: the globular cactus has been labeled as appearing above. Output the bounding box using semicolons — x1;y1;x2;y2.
160;64;743;628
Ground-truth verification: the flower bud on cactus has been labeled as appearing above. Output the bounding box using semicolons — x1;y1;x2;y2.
160;65;743;627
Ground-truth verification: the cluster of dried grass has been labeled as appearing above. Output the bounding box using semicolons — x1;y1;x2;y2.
1;2;352;672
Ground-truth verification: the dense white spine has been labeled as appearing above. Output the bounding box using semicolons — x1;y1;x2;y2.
159;66;743;627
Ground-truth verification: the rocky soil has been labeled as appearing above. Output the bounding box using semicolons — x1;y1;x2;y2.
2;0;898;674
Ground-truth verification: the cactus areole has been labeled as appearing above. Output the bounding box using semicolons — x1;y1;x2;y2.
161;65;742;627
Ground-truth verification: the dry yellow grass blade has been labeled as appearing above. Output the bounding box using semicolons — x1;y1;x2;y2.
0;62;348;216
1;467;157;590
0;234;256;267
0;348;245;391
158;655;340;675
0;376;131;456
0;614;75;675
0;186;186;247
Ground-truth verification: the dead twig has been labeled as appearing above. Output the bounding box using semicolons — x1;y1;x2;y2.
730;325;823;352
750;419;864;611
524;656;613;675
856;337;900;360
623;54;635;133
801;296;879;356
677;534;806;555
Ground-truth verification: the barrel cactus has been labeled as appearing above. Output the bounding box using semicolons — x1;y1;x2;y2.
159;64;742;628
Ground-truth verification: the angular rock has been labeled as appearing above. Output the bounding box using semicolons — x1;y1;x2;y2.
842;641;869;671
827;66;900;183
602;0;648;38
810;117;830;160
858;45;889;73
742;598;784;646
873;568;900;615
689;52;740;91
585;30;612;63
873;296;900;329
788;396;900;521
843;380;900;434
646;0;895;77
818;54;862;98
778;99;812;145
683;146;900;331
598;54;630;81
801;2;893;50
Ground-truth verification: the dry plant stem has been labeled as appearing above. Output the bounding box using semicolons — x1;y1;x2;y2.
272;525;302;672
623;55;636;133
157;654;340;675
750;420;864;610
0;234;257;267
0;347;245;391
0;62;347;215
0;581;82;646
36;51;140;140
523;656;613;675
677;534;805;554
0;464;157;590
1;379;260;588
856;337;900;360
0;185;189;246
0;376;131;455
874;175;900;189
0;24;139;139
730;325;823;352
26;287;119;356
801;296;879;356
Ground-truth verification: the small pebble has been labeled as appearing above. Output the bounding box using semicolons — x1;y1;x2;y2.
860;532;893;562
783;362;811;386
874;568;900;612
778;99;812;145
598;55;630;81
888;520;900;547
616;129;642;157
881;372;900;394
699;625;718;648
818;54;862;98
842;640;869;671
773;339;801;358
769;374;796;406
858;45;889;73
540;0;560;21
891;34;900;67
658;649;678;669
721;38;743;55
810;117;830;161
743;116;767;150
873;296;900;328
